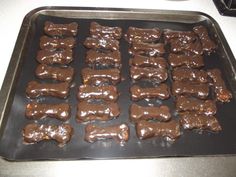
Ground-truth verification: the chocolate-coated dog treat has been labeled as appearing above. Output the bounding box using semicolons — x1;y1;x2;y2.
90;22;122;39
44;21;78;36
136;120;181;141
172;81;209;99
207;69;232;102
40;36;76;50
179;112;222;132
35;64;74;82
77;85;119;102
23;123;73;147
168;53;204;68
193;25;217;54
129;41;165;56
26;81;70;99
25;102;71;121
85;50;121;67
77;101;120;122
169;37;203;55
130;66;168;82
129;55;167;68
36;49;73;65
130;84;170;101
81;67;121;85
125;27;161;43
176;96;216;116
130;103;171;122
85;123;129;144
163;29;197;43
83;37;119;51
172;67;208;83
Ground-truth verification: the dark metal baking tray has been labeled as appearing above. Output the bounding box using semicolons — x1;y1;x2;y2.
213;0;236;16
0;7;236;161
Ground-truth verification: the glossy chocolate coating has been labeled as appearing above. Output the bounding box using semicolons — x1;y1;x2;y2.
169;37;203;55
77;101;120;123
83;37;119;51
44;21;78;36
179;112;222;132
193;25;217;54
130;84;170;101
172;67;208;83
40;36;76;50
130;66;168;82
164;29;197;43
90;22;122;39
36;49;73;65
129;55;167;68
85;123;129;144
136;120;180;141
35;64;74;82
129;41;165;56
172;81;209;99
23;123;73;147
77;85;118;102
86;49;121;67
26;81;70;99
207;69;232;102
125;27;161;43
168;53;204;68
130;103;171;122
25;102;70;121
81;67;121;85
176;96;216;116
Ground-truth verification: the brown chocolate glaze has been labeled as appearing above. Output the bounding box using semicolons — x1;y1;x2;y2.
176;96;216;116
77;85;118;102
83;37;119;51
179;112;222;132
86;50;121;67
129;55;167;68
44;21;78;36
90;22;122;39
136;120;180;141
172;67;208;83
36;49;73;65
207;69;232;102
25;102;70;121
129;41;165;56
172;81;209;99
26;81;70;99
85;123;129;144
163;29;197;43
130;66;168;82
130;103;171;122
130;84;170;101
77;101;120;123
81;67;121;85
169;37;203;55
193;25;217;54
35;64;74;82
168;53;204;68
125;27;161;43
23;123;73;147
40;36;76;50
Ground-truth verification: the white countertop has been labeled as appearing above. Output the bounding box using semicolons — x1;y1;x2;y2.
0;1;236;177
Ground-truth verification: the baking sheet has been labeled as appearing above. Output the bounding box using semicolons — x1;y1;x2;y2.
0;7;236;160
213;0;236;16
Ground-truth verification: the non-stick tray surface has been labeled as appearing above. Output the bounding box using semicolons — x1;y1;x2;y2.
0;7;236;160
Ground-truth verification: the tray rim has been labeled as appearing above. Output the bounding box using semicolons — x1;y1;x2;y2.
0;6;236;161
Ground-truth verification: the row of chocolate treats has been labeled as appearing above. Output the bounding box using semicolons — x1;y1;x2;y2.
22;21;78;147
77;22;129;145
124;27;181;141
166;25;232;133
